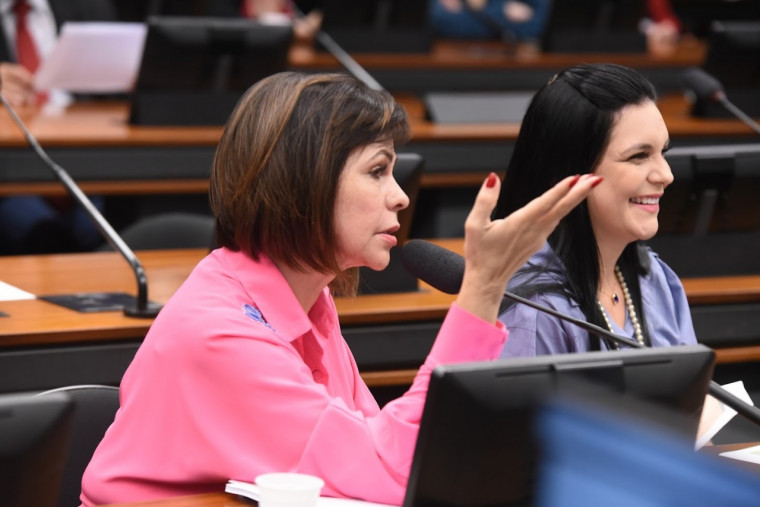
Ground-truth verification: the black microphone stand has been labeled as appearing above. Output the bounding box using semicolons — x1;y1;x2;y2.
0;94;161;318
501;291;760;427
683;67;760;136
714;93;760;136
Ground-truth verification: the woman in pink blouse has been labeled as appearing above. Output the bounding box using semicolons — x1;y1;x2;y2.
80;71;601;506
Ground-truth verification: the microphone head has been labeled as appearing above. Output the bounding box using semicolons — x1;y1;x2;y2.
400;239;464;295
682;67;725;103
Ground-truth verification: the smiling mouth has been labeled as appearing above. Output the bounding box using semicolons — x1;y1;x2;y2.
630;196;660;205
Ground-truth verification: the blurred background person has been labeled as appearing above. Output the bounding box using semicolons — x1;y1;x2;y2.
429;0;551;43
0;0;115;255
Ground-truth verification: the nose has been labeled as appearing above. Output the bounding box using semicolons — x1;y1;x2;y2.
389;177;410;212
651;155;674;188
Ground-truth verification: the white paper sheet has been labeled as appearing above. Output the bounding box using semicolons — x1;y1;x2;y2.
0;280;35;301
720;443;760;465
695;380;754;450
35;22;147;93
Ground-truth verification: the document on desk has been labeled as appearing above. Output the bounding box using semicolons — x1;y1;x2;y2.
35;22;147;93
696;380;753;450
225;480;398;506
0;280;35;301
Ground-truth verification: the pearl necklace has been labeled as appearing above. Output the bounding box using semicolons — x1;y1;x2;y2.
597;265;645;348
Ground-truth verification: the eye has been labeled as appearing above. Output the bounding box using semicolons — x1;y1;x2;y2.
370;163;390;179
626;151;650;163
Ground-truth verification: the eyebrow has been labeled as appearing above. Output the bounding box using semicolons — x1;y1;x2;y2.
619;140;669;157
372;148;396;163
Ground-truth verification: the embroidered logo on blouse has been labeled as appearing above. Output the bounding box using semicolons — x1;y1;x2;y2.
242;304;277;333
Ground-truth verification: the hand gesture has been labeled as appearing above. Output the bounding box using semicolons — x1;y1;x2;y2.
456;173;602;323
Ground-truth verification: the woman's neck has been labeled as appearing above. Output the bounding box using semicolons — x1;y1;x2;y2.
275;261;335;314
596;236;626;284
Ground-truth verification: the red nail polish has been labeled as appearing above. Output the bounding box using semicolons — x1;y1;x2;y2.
591;176;604;188
486;173;497;188
568;174;581;188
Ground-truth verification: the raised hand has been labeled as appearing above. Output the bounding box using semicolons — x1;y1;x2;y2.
456;172;602;323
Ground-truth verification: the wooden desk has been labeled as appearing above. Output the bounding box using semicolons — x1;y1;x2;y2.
2;240;760;393
289;38;707;93
0;247;453;393
1;93;757;201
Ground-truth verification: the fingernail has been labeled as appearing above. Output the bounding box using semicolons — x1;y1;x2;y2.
568;174;581;188
485;172;498;188
591;176;604;188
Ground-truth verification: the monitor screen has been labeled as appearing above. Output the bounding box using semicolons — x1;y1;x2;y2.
403;345;715;507
0;392;74;507
649;142;760;276
659;142;760;235
540;0;646;53
129;16;293;125
318;0;432;53
358;152;424;294
694;21;760;118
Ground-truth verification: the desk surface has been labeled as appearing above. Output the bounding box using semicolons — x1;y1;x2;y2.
0;93;755;150
0;247;456;347
2;239;760;346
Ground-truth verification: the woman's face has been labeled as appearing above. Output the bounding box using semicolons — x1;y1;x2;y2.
587;100;674;250
333;141;410;271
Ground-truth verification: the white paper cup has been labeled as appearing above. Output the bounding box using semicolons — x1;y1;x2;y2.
255;472;325;507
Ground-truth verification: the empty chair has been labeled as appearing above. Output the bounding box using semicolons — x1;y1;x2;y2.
36;385;120;507
107;212;216;251
0;392;74;507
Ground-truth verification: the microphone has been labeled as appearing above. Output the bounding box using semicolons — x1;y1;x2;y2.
400;239;760;426
682;67;760;136
400;239;641;348
0;92;161;318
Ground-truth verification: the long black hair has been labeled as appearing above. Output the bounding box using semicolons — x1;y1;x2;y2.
494;63;657;350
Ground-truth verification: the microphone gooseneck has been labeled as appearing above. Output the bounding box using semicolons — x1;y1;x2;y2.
288;1;384;92
400;239;760;426
682;67;760;137
0;94;161;318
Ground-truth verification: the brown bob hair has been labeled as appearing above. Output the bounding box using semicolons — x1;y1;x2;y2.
209;71;410;293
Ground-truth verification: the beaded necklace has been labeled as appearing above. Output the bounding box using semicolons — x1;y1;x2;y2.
597;265;645;348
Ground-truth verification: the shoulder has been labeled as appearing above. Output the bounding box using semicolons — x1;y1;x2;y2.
639;245;687;296
148;249;300;349
509;242;565;287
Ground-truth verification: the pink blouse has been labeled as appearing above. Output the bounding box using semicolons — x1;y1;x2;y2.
81;248;506;506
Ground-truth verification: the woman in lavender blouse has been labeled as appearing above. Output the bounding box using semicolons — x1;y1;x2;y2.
496;63;697;357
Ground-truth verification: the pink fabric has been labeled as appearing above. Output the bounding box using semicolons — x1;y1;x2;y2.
80;248;506;506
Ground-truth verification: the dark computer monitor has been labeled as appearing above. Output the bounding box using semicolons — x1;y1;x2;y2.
358;152;424;294
318;0;432;53
540;0;646;53
647;143;760;277
692;21;760;119
0;392;74;507
659;143;760;235
129;16;293;125
403;345;715;507
671;0;760;37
